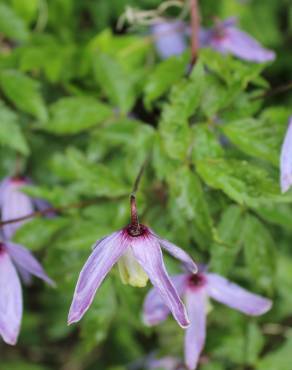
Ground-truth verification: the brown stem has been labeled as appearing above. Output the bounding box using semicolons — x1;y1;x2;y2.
130;195;139;229
189;0;200;66
0;198;103;227
251;80;292;101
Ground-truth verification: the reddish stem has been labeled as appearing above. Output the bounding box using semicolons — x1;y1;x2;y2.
190;0;200;66
130;195;140;231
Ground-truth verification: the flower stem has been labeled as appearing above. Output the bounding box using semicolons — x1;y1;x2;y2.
189;0;200;66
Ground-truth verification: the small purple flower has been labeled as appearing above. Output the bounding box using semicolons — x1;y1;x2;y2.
0;176;51;239
200;17;275;63
151;21;188;59
68;196;197;328
280;117;292;193
0;241;54;345
144;268;272;370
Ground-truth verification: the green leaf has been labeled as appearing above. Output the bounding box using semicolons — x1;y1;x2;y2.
191;124;224;162
66;148;129;197
42;96;112;135
144;53;188;108
196;158;283;207
167;166;213;248
245;322;265;365
93;53;136;113
0;101;29;155
210;205;245;274
257;331;292;370
243;215;276;291
0;70;47;121
222;117;285;166
11;0;39;24
0;3;29;42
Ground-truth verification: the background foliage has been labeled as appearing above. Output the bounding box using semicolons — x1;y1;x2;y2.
0;0;292;369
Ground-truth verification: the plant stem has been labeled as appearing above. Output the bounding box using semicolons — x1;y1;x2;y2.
189;0;200;66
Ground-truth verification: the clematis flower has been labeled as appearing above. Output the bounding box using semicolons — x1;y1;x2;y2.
200;17;275;63
68;196;197;328
143;267;272;370
151;21;188;59
280;117;292;193
0;240;54;345
0;176;52;239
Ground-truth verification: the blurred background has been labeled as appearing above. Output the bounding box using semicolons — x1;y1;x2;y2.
0;0;291;369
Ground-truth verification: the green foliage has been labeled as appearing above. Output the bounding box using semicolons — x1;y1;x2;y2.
0;0;291;369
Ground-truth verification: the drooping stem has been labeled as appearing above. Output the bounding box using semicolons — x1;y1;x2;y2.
129;158;149;234
189;0;200;66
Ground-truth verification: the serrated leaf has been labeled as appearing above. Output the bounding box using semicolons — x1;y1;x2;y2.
243;215;276;291
0;3;29;41
0;101;29;155
0;70;47;121
93;53;136;114
210;205;245;274
196;158;284;207
192;124;224;162
42;96;112;135
222;117;285;166
144;53;188;108
167;166;213;248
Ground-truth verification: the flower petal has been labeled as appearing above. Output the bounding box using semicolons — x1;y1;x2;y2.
157;235;197;273
143;274;188;326
0;250;22;345
206;273;272;316
5;242;55;287
132;236;189;328
151;21;187;59
184;288;207;370
218;27;275;63
68;231;127;324
1;184;34;239
280;117;292;193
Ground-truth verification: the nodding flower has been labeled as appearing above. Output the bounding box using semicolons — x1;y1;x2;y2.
0;176;53;239
280;117;292;193
199;17;275;63
143;266;272;370
151;21;188;59
68;195;197;328
0;241;54;345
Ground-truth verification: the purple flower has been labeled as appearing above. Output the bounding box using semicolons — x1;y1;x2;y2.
143;268;272;370
151;21;188;59
0;241;54;345
68;197;197;328
0;176;51;239
280;117;292;193
200;17;275;63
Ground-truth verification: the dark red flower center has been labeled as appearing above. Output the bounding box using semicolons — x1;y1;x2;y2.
0;242;5;254
11;176;27;185
126;223;148;237
188;273;206;288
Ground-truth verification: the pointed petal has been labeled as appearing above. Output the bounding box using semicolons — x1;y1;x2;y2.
2;185;34;239
206;273;272;316
143;273;188;326
280;117;292;193
184;288;207;370
219;28;275;63
151;21;187;59
157;235;197;273
68;231;127;324
5;242;55;287
0;250;22;345
17;265;33;285
132;236;189;328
